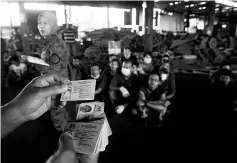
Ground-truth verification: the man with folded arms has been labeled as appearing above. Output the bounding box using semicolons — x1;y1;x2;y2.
109;60;139;115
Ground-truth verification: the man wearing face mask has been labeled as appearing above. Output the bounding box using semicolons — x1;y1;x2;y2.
142;52;154;73
121;47;137;65
88;63;107;101
109;60;139;115
159;63;176;100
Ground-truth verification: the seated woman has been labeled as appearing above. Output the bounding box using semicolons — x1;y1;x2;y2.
5;55;27;88
136;72;170;127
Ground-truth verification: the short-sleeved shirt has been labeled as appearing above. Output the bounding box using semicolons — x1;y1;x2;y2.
121;55;137;65
10;63;27;76
160;71;176;97
140;86;166;126
88;74;107;91
110;72;139;95
140;87;165;102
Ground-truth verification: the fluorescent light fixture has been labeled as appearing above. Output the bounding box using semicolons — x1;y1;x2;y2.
185;5;189;8
222;24;227;28
234;8;237;11
215;8;219;11
169;3;173;6
184;0;189;2
200;2;206;5
215;0;237;7
154;0;160;2
216;4;220;7
190;4;194;7
175;2;179;5
203;7;206;9
168;12;173;16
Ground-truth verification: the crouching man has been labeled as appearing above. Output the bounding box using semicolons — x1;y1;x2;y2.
109;60;139;115
136;72;170;127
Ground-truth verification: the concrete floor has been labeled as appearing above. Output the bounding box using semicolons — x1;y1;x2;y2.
2;73;237;162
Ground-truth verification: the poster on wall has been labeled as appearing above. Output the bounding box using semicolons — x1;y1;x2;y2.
108;41;121;55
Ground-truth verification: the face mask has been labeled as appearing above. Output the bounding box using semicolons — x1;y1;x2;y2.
91;74;100;79
161;74;168;81
144;58;152;64
122;68;131;76
207;30;212;36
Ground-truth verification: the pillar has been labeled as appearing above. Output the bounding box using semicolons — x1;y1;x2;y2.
206;1;215;30
18;2;30;53
144;1;154;52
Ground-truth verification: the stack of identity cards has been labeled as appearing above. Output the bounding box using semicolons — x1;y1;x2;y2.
60;80;112;155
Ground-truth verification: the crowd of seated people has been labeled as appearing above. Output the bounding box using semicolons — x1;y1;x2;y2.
2;27;237;129
65;47;176;128
1;49;41;89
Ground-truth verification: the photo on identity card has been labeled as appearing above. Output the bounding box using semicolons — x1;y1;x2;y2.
76;102;105;121
61;80;96;101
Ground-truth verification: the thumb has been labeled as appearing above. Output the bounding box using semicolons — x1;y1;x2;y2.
51;150;78;163
38;84;69;97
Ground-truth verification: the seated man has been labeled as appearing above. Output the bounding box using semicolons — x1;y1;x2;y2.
159;62;176;100
69;56;82;81
109;60;139;115
209;69;237;130
88;62;107;101
105;59;120;85
121;47;137;65
137;73;170;126
5;55;27;88
209;62;231;85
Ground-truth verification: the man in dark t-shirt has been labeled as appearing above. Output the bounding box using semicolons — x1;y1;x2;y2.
87;62;107;101
137;73;169;126
120;47;137;65
109;60;139;115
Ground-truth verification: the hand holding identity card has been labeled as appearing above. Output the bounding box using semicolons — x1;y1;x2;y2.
61;80;96;101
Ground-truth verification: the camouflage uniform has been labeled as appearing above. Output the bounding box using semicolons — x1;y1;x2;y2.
41;34;71;131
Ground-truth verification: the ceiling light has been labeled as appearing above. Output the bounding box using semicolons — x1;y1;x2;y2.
222;24;227;28
203;7;206;9
190;14;195;17
200;2;206;5
185;5;189;8
190;4;194;7
184;18;187;22
168;12;173;16
234;8;237;11
215;8;219;11
169;3;173;6
175;2;179;5
216;4;220;7
184;0;189;2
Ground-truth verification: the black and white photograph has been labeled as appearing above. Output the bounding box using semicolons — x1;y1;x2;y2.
1;0;237;162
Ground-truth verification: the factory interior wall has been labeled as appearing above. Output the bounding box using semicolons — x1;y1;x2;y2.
160;13;184;32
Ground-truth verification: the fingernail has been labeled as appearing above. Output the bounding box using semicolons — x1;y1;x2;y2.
62;84;69;91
